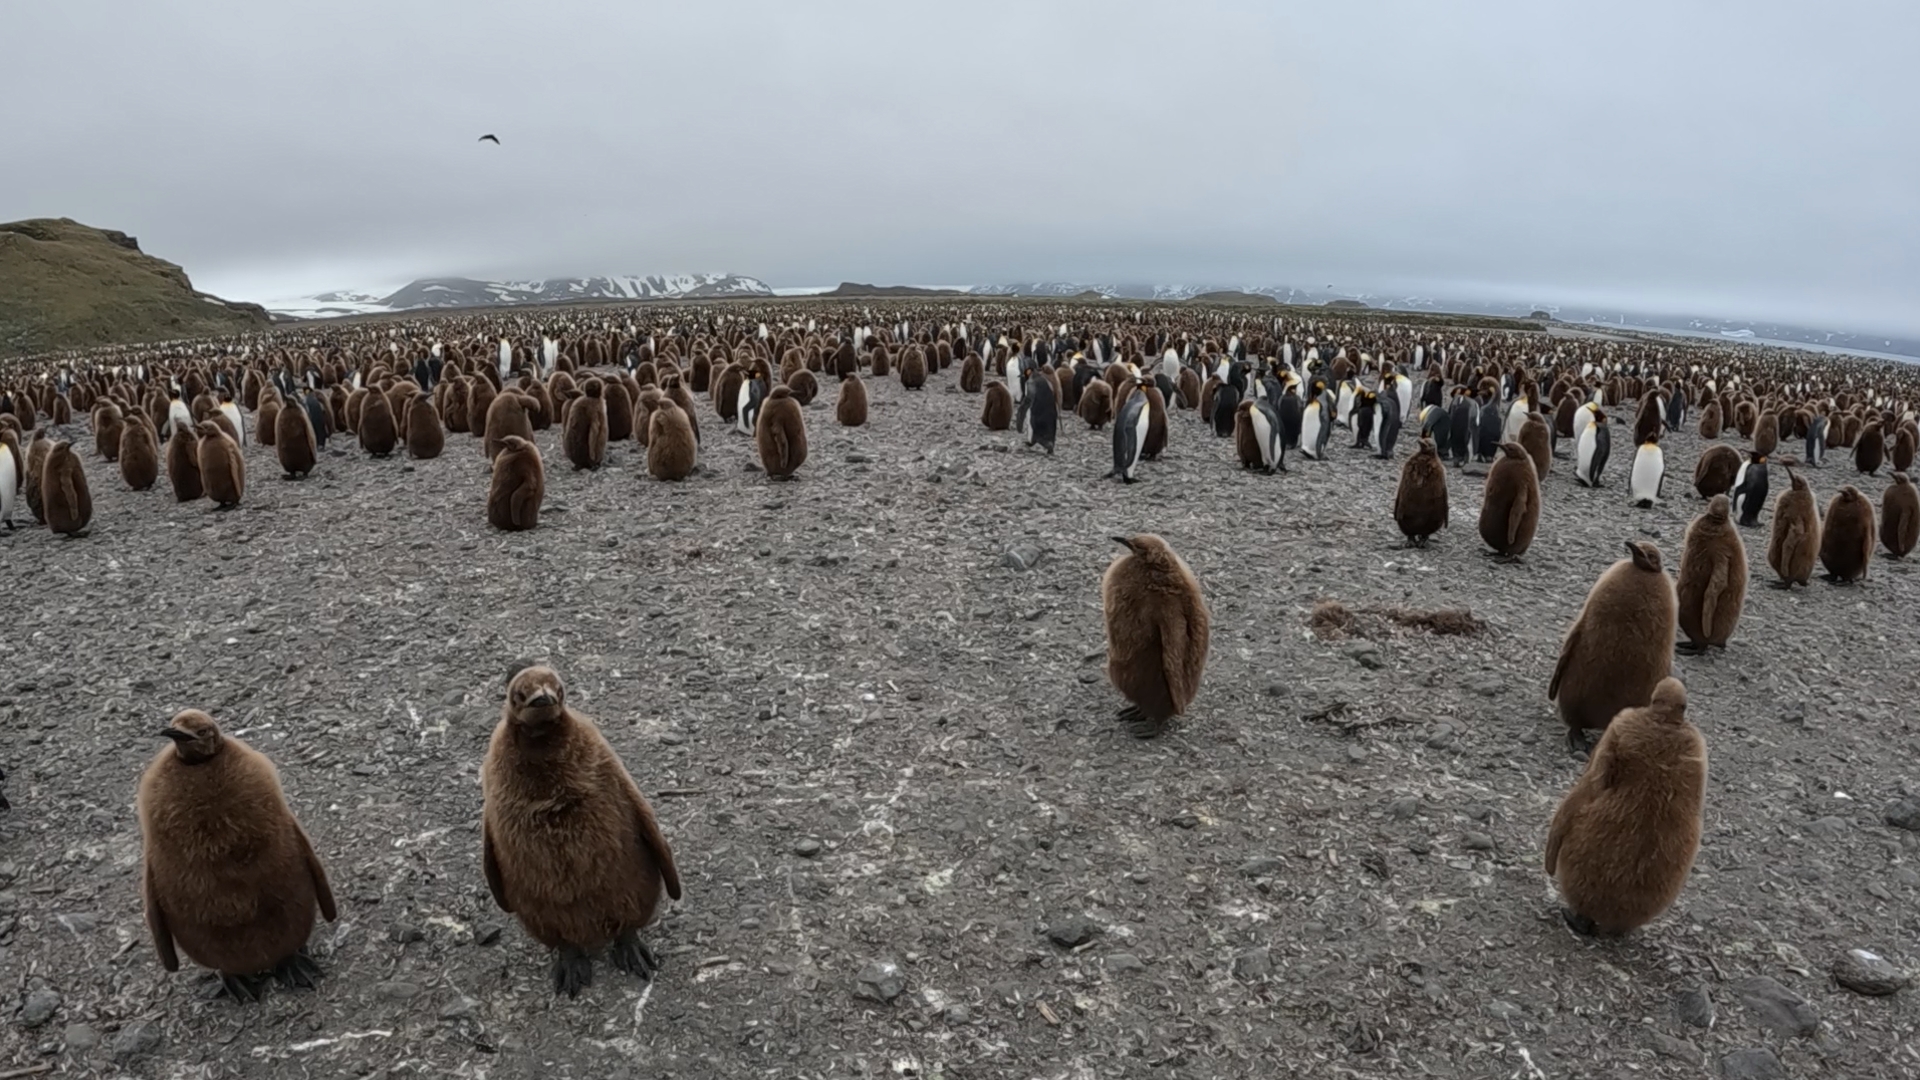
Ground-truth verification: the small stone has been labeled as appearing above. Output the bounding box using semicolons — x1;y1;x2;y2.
942;1004;972;1025
1264;683;1289;698
1387;796;1422;820
1461;832;1495;852
1165;811;1200;830
1406;837;1433;855
475;924;502;946
1464;675;1504;697
439;996;479;1020
1346;745;1368;763
1718;1048;1787;1080
793;838;824;858
1105;953;1147;973
111;1020;160;1059
1231;947;1272;981
1805;816;1849;839
1238;856;1285;878
845;452;873;464
375;981;422;1002
387;923;426;944
20;988;60;1027
1001;545;1044;572
1832;948;1909;996
1425;724;1456;750
1885;800;1920;831
1674;984;1716;1028
1648;1032;1704;1066
63;1022;98;1051
56;912;98;934
1734;975;1819;1037
853;959;906;1003
1484;1000;1522;1022
1343;642;1384;670
658;732;686;746
1045;914;1101;949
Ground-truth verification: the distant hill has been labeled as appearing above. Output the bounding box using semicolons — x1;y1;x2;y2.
0;218;272;357
265;273;775;319
821;282;967;298
1189;290;1280;306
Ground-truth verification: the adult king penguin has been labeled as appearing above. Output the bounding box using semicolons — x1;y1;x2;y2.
1111;378;1151;483
1574;412;1611;487
1628;432;1665;507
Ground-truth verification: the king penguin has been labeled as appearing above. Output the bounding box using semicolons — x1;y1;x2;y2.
1375;386;1403;459
1575;415;1611;487
1276;376;1304;449
1730;452;1769;527
1805;413;1828;467
1629;433;1665;507
1248;395;1285;473
1474;390;1504;462
1300;388;1329;460
1112;378;1150;483
1446;387;1473;466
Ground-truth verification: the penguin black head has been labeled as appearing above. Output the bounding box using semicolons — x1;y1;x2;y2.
506;665;568;727
158;709;225;766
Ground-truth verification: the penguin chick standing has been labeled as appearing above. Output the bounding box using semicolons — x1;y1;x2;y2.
42;440;92;536
1674;495;1747;653
276;392;318;478
483;665;682;998
1881;472;1919;558
1545;677;1705;936
562;378;608;470
1394;436;1449;547
138;709;337;1001
196;421;246;509
1102;534;1209;738
1819;484;1874;583
1549;540;1676;754
755;385;807;480
1027;371;1059;454
1765;465;1821;588
1478;441;1540;558
981;382;1013;431
488;434;545;530
835;372;868;428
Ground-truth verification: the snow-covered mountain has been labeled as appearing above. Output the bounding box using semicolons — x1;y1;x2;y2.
267;273;773;318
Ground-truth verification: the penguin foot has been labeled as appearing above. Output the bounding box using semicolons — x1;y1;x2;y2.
610;933;659;981
551;948;594;998
204;972;268;1004
1564;729;1594;759
1560;908;1601;937
271;949;323;991
1675;641;1709;656
1767;579;1795;589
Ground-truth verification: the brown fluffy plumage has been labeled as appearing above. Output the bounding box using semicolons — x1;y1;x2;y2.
647;400;697;481
959;354;984;393
981;382;1013;430
1077;379;1112;430
1855;421;1885;475
1697;401;1722;440
276;395;318;477
1477;441;1540;556
755;385;807;480
1881;472;1919;558
1692;443;1740;497
487;435;544;530
93;402;125;462
1545;677;1704;937
1752;410;1778;457
1394;436;1449;546
1549;540;1676;751
1766;466;1821;587
484;392;537;461
42;440;92;535
835;373;868;427
118;414;160;491
482;665;682;997
562;378;608;470
1518;412;1551;479
1819;484;1874;583
785;368;819;406
138;709;337;1000
166;425;203;502
196;422;246;509
1101;534;1210;739
1675;495;1747;651
404;393;444;460
898;346;928;390
358;388;398;457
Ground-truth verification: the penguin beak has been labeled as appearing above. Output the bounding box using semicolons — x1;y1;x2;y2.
526;690;557;709
1110;536;1133;550
157;728;192;743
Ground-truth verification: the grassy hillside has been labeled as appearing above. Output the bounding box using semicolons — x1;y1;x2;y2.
0;217;272;358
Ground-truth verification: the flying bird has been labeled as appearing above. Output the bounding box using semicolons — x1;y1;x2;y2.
478;134;500;144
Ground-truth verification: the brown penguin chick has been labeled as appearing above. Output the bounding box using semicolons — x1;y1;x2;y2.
1101;534;1210;739
785;368;819;406
275;394;318;478
1518;412;1551;479
600;377;634;442
41;441;93;536
1819;484;1875;583
166;424;203;502
1549;540;1676;754
138;708;336;1002
1765;466;1822;587
562;378;608;470
959;353;984;393
1231;399;1266;471
1752;410;1779;457
632;388;661;447
835;372;868;427
1545;677;1705;937
1854;420;1885;475
22;427;51;523
1632;391;1664;445
255;392;280;446
1692;443;1741;498
94;401;126;461
1477;441;1541;559
711;363;744;423
1881;472;1920;558
465;377;496;440
517;377;555;430
1077;379;1113;430
1553;394;1579;439
1894;427;1917;475
483;392;537;461
981;382;1013;431
1697;401;1723;440
487;434;544;531
118;413;161;491
1674;495;1748;653
355;387;398;457
482;665;682;997
755;385;808;481
1393;436;1450;547
1175;366;1202;411
403;392;444;460
898;346;928;390
647;399;698;481
868;345;891;378
196;422;247;509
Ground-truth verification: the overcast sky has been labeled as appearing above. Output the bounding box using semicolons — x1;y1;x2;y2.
6;1;1916;332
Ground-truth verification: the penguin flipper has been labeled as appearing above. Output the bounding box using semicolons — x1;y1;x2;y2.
295;822;338;922
1547;625;1578;702
1507;482;1533;548
626;782;683;903
143;862;180;972
482;819;514;912
1700;557;1730;638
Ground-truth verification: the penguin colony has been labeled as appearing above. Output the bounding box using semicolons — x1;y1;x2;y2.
4;300;1919;1035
